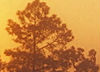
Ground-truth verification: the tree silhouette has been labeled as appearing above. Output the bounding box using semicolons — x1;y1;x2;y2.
0;56;6;72
2;0;99;72
0;57;2;71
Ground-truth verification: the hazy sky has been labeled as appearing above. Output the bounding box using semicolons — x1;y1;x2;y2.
0;0;100;64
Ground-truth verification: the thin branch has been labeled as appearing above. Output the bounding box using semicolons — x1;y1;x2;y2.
38;34;60;51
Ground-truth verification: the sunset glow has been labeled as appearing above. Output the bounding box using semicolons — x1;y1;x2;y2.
0;0;100;66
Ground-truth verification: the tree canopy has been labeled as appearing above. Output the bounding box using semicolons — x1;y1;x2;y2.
0;0;99;72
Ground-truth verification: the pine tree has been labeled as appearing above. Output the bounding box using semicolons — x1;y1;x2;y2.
3;0;99;72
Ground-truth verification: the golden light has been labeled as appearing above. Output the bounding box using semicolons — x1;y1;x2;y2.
0;0;100;65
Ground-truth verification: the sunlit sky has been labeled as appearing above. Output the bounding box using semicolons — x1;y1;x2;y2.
0;0;100;65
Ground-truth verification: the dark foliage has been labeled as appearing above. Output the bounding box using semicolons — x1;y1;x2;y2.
1;0;99;72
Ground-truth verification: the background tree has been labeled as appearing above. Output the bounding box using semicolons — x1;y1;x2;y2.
0;56;6;72
2;0;99;72
0;57;2;71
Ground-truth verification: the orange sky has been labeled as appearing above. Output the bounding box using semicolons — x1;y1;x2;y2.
0;0;100;65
